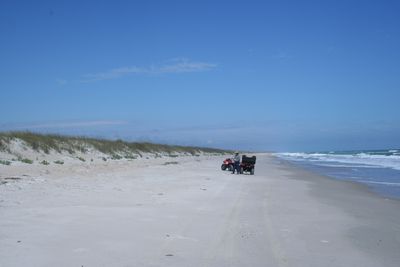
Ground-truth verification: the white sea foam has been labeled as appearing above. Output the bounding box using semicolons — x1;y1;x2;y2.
361;181;400;186
276;152;400;171
314;163;382;168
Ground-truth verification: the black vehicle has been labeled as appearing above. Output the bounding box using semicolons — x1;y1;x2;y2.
240;155;256;175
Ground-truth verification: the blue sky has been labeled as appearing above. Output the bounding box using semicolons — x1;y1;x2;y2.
1;0;400;151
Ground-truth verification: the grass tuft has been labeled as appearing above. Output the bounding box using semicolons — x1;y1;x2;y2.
0;159;11;165
0;140;6;151
163;161;179;165
111;154;122;160
20;158;33;164
124;154;137;160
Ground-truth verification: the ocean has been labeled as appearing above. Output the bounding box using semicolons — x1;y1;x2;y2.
275;149;400;199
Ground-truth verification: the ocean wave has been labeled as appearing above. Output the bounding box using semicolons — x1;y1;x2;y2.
314;163;383;168
361;181;400;186
276;152;400;171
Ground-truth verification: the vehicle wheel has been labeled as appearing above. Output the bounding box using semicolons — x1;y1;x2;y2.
228;165;233;171
240;167;243;174
221;164;226;171
250;168;254;175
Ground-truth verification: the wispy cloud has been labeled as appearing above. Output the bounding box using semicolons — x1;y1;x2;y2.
0;120;127;130
81;58;217;82
273;51;291;60
56;79;67;85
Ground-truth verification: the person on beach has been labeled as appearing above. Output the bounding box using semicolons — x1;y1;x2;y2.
232;151;241;174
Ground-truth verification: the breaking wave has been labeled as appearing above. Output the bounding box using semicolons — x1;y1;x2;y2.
276;150;400;171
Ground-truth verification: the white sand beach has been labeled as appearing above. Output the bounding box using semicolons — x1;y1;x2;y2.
1;154;400;267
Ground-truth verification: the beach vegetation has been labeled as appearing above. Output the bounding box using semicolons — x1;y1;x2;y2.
20;158;33;164
0;131;231;158
0;140;6;151
111;154;122;160
124;154;137;160
0;138;12;153
163;161;179;165
40;160;50;165
54;160;64;165
0;160;11;165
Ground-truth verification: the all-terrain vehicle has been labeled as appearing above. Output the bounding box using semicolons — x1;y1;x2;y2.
240;155;256;175
221;158;234;171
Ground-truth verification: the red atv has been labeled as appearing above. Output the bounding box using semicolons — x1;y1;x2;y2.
221;158;234;171
240;155;256;175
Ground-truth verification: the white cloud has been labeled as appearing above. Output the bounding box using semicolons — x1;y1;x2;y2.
81;58;217;82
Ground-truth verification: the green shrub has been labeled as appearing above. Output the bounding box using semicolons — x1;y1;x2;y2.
54;160;64;165
77;157;86;162
102;157;107;161
111;154;122;160
21;158;33;164
0;160;11;165
40;160;50;165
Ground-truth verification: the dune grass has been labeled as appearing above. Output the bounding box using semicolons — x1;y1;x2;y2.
163;161;179;165
0;131;230;156
0;159;11;165
20;158;33;164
